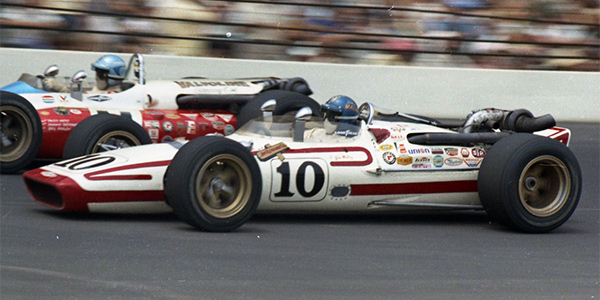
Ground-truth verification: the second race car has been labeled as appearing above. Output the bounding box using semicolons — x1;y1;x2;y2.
0;53;319;173
23;96;581;233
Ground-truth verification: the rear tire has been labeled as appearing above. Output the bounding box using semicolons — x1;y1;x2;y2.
0;92;42;174
165;136;261;232
63;114;151;159
236;90;322;129
478;133;581;233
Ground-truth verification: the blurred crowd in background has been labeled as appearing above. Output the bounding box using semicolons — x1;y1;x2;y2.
1;0;599;71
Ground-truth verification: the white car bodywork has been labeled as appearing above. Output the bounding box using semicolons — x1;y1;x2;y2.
24;108;571;214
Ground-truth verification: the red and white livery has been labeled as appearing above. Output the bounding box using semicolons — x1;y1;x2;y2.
24;102;581;233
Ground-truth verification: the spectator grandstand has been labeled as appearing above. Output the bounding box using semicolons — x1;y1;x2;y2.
1;0;598;71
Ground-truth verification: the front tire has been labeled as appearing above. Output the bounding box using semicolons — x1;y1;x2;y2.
478;133;581;233
0;92;42;174
63;114;151;159
165;136;261;232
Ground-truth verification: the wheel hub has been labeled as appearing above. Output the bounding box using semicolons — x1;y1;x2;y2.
524;176;537;191
519;155;570;217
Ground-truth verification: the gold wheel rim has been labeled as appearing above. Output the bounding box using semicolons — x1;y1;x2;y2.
91;130;141;153
0;106;33;162
194;154;252;219
518;155;570;217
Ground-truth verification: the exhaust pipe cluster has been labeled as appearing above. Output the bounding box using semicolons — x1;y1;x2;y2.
409;109;556;146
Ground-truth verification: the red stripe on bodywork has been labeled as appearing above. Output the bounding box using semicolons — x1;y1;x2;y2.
84;160;171;181
24;168;164;212
351;180;478;196
275;147;373;166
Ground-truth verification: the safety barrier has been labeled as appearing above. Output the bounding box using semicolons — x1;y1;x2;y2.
1;48;598;121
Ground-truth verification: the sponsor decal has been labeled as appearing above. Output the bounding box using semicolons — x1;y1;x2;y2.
390;134;404;140
186;120;196;134
444;147;459;156
88;95;112;102
144;121;159;129
42;95;54;103
379;144;394;151
414;157;431;164
471;148;486;158
382;152;396;165
464;158;482;168
59;95;68;102
148;129;159;140
181;113;198;120
198;122;211;132
432;148;444;155
212;121;225;130
224;124;235;135
174;80;250;88
257;142;289;161
398;144;407;154
69;109;82;115
461;148;470;158
54;107;69;115
408;148;431;155
41;171;57;178
176;122;186;135
40;111;50;116
161;136;173;143
201;113;217;121
444;157;463;167
396;155;413;166
163;121;173;133
216;114;234;123
433;155;444;168
412;163;432;169
145;110;164;116
165;114;180;119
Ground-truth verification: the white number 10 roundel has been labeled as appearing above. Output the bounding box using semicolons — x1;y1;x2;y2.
269;159;329;202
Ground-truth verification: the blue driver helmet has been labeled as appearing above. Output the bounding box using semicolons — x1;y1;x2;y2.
91;55;126;83
321;95;360;137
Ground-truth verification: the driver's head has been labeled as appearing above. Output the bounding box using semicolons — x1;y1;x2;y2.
91;55;126;90
321;95;360;137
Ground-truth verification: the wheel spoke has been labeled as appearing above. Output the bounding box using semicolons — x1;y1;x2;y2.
97;143;118;151
1;114;13;129
219;184;235;199
203;184;221;208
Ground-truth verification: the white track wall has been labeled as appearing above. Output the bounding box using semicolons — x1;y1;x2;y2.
2;48;598;122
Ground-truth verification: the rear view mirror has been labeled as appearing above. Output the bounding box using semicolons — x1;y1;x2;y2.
44;65;59;77
70;70;88;100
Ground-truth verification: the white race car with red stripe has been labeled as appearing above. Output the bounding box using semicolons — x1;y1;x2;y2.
23;102;581;233
0;53;317;174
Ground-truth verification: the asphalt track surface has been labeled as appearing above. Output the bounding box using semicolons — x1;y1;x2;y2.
1;122;598;300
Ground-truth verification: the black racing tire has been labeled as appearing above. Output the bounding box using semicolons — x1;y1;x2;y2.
478;133;581;233
63;114;151;159
0;92;42;174
235;90;322;129
165;136;261;232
